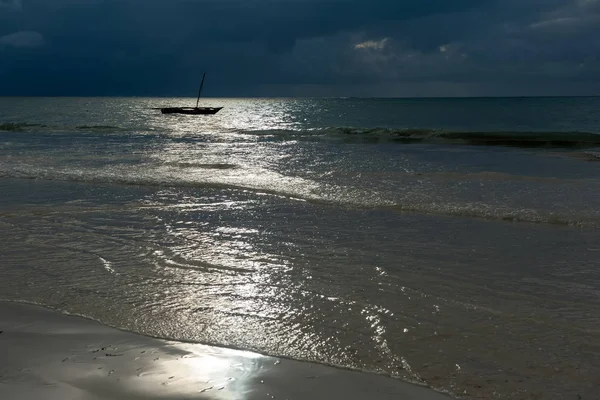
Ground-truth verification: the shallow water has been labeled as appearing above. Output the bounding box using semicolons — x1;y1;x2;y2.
1;97;599;399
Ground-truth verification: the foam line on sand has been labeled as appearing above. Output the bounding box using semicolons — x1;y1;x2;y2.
0;301;452;399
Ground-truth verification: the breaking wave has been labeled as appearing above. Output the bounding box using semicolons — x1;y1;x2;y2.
75;125;127;131
3;121;600;149
0;122;137;134
0;122;48;132
245;127;600;149
1;167;598;228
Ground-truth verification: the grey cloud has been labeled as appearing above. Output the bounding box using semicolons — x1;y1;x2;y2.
269;0;600;91
0;0;599;96
0;0;21;11
0;30;44;48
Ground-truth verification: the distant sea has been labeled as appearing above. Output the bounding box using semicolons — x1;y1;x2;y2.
1;96;599;399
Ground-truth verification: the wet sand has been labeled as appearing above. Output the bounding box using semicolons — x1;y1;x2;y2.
0;301;452;400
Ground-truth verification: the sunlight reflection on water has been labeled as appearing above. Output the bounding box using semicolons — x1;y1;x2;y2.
2;97;600;400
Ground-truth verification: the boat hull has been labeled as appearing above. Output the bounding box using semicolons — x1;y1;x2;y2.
160;107;223;115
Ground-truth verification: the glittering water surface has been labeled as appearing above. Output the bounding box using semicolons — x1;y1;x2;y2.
1;97;600;399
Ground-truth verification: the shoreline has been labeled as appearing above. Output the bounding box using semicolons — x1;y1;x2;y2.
0;301;452;400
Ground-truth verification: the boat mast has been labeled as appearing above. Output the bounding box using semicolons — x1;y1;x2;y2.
196;72;206;108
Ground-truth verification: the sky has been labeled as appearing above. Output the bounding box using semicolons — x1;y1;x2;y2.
0;0;599;97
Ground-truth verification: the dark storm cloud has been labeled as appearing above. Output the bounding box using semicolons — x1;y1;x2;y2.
0;0;599;96
0;30;43;48
0;0;21;10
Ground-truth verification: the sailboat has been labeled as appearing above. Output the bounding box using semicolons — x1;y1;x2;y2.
160;73;223;115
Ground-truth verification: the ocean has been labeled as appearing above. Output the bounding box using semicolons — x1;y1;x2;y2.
1;96;599;399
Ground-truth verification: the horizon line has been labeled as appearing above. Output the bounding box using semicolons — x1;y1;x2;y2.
1;95;599;99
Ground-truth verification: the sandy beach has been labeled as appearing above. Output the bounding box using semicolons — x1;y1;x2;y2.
0;301;452;400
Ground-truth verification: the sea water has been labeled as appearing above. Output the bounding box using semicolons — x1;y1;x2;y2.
1;96;599;399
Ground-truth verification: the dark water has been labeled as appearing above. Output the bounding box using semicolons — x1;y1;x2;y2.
1;97;599;399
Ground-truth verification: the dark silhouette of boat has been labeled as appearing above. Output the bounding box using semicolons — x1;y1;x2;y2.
160;106;222;115
159;73;222;115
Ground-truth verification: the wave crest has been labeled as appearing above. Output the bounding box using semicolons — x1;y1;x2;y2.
0;122;47;132
3;120;600;149
2;168;598;228
246;127;600;148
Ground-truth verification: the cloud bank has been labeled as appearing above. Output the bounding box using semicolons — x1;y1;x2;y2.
0;0;598;96
0;30;44;48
